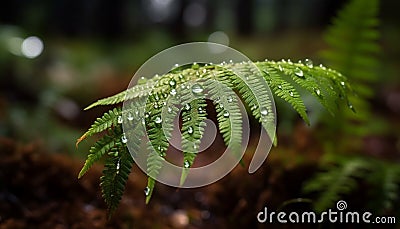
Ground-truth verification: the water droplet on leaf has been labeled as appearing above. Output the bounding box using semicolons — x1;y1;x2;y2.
117;116;123;124
184;103;191;111
294;68;304;77
192;62;199;69
155;116;162;124
144;187;150;196
138;77;147;85
304;59;313;68
184;160;190;168
169;79;176;87
170;89;177;96
127;112;134;121
121;134;128;143
260;107;268;116
315;88;321;96
187;126;194;134
223;110;230;118
191;84;204;95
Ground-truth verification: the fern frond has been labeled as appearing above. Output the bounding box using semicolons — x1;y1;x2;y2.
179;83;207;185
229;63;276;141
79;59;353;210
145;144;165;204
78;128;122;178
321;0;380;93
365;161;400;212
204;75;243;162
261;66;309;124
76;108;122;147
303;158;369;212
100;145;134;215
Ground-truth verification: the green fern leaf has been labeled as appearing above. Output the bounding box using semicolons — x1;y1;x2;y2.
76;108;121;146
78;128;122;178
79;59;353;210
100;146;134;215
179;84;207;185
261;66;309;124
303;158;368;212
204;76;243;163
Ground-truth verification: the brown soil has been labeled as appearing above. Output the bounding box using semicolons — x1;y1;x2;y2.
0;134;360;229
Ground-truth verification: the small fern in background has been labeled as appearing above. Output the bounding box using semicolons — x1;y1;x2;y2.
303;0;400;214
77;59;352;214
304;154;400;214
320;0;380;138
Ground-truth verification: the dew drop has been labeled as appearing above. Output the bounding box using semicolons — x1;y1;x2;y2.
121;134;128;143
192;62;199;69
198;107;204;114
277;85;282;89
348;102;355;111
170;89;177;96
187;126;194;134
227;96;233;103
116;159;120;171
169;79;176;87
294;68;304;78
223;110;230;118
289;91;294;97
144;187;150;196
184;160;190;168
138;77;147;85
219;103;224;109
215;97;220;103
304;59;313;68
191;84;204;95
154;116;162;124
260;107;269;116
315;88;321;96
340;81;345;87
117;116;123;124
127;112;134;121
154;103;159;109
184;103;191;111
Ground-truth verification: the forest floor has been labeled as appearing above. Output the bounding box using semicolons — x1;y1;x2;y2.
0;123;324;229
0;116;398;229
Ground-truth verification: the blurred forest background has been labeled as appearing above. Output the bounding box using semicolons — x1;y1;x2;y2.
0;0;400;228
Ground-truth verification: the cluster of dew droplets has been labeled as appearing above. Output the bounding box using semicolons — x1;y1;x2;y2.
116;158;121;174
